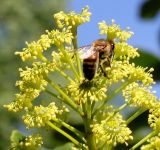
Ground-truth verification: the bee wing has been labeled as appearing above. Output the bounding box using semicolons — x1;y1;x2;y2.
79;45;96;59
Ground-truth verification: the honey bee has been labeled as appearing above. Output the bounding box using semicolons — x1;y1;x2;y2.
80;39;115;80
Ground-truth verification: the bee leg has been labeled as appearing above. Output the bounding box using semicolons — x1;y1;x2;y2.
99;64;107;77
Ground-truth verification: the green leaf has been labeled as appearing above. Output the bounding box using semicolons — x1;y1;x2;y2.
140;0;160;19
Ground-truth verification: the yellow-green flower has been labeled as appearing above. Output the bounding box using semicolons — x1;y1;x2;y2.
107;61;154;85
123;82;157;109
99;20;133;41
141;135;160;150
114;42;139;60
22;102;68;128
148;103;160;131
15;27;73;61
92;106;133;146
67;78;107;103
10;130;43;150
54;6;91;29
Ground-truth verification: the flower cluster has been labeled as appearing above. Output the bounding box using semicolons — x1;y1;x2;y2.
123;82;157;109
23;102;69;128
148;104;160;131
67;77;107;103
92;106;133;146
11;131;43;150
46;27;73;47
15;27;73;61
141;135;160;150
51;47;75;70
4;62;55;112
54;6;91;29
15;34;51;61
114;42;139;60
99;20;133;41
106;61;154;85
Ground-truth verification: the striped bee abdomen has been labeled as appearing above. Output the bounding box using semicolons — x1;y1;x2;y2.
82;53;99;80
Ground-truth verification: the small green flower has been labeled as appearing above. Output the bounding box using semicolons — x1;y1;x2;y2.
148;104;160;131
107;60;154;85
99;20;133;41
92;106;133;146
114;42;139;60
22;102;69;128
15;27;73;61
46;27;73;47
54;6;91;29
123;82;157;109
10;130;43;150
67;78;107;103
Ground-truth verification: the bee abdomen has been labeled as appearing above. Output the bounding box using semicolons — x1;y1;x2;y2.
83;59;97;80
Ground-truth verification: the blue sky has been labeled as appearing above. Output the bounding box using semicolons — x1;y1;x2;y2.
70;0;160;57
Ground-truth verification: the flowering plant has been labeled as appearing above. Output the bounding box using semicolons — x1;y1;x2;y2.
4;6;160;150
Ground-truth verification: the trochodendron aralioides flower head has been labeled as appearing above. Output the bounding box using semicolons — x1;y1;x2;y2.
4;6;160;150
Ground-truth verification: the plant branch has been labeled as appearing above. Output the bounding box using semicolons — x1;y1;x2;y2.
82;102;96;150
52;118;86;143
47;121;84;148
46;77;83;115
126;108;147;125
72;27;82;78
55;67;74;82
59;45;80;80
93;81;130;117
130;130;158;150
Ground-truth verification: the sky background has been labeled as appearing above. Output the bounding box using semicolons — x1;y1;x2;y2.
69;0;160;57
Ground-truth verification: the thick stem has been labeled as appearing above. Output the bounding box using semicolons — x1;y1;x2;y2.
130;130;158;150
72;27;83;79
126;108;147;125
82;102;96;150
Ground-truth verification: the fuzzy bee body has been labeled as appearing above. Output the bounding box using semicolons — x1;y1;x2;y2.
80;39;115;80
83;52;99;80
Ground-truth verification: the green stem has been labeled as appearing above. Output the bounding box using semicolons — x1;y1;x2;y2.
45;89;62;101
130;130;158;150
39;54;48;62
60;45;79;80
52;118;86;143
46;77;83;115
114;102;129;114
72;27;82;78
87;98;92;120
93;81;130;117
82;102;96;150
55;67;74;82
126;108;147;125
47;121;83;148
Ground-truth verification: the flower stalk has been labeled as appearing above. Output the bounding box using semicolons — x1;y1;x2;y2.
130;130;159;150
47;121;83;147
126;108;147;125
